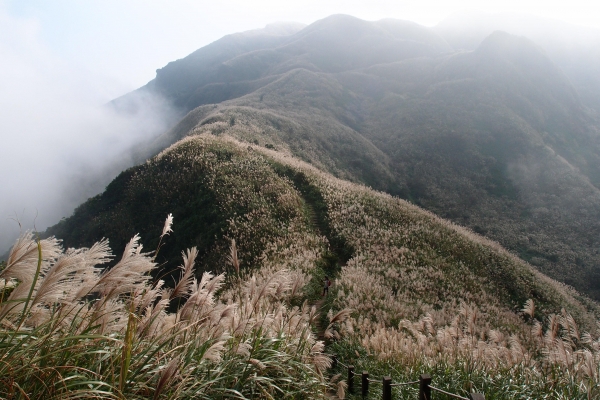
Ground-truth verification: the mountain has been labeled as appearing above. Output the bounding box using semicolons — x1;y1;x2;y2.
55;15;600;300
78;15;600;303
30;15;600;397
113;15;451;114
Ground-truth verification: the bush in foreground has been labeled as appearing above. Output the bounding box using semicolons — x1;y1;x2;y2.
0;225;329;399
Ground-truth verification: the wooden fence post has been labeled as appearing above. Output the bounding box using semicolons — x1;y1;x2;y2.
361;371;369;398
470;394;485;400
419;374;431;400
331;355;337;369
382;376;392;400
348;365;355;394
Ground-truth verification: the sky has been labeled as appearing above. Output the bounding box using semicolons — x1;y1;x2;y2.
4;0;600;96
1;0;599;252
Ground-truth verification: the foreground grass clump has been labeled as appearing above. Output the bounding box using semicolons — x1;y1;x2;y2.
0;228;330;399
327;300;600;399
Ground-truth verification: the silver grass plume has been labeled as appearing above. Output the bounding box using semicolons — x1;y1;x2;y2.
310;341;331;375
336;380;347;400
236;341;252;357
136;280;165;314
161;213;174;238
532;321;544;340
1;232;61;284
153;356;180;400
561;310;580;343
179;272;225;322
325;309;352;340
228;239;240;277
202;337;228;362
94;235;155;299
153;213;174;262
171;247;198;300
522;299;535;319
329;308;352;325
32;239;112;308
579;349;596;381
248;358;266;370
0;233;62;319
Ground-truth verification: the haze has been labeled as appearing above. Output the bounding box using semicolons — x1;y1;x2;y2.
1;0;600;252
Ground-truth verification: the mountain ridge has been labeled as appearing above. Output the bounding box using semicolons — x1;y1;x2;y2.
44;132;600;324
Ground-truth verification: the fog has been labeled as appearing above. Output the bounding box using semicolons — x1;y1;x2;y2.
435;12;600;60
434;13;600;112
0;10;177;253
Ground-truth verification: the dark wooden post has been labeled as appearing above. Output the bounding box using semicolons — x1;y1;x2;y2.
331;355;337;369
470;394;485;400
382;376;392;400
361;371;369;398
419;374;431;400
348;365;355;394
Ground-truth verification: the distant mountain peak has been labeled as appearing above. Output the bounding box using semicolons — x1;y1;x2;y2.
476;30;546;58
238;22;306;37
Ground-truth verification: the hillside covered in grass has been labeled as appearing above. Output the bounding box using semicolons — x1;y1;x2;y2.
32;133;600;398
48;134;597;322
112;15;600;301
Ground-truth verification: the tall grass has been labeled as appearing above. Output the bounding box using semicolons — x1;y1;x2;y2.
0;221;330;399
328;301;600;399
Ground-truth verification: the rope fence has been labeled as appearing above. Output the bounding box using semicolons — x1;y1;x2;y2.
390;380;419;387
328;354;485;400
332;355;349;370
430;385;470;400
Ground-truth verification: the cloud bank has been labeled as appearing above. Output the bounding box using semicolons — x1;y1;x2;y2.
0;8;175;253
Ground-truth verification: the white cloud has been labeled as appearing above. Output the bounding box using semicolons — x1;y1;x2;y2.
0;5;174;252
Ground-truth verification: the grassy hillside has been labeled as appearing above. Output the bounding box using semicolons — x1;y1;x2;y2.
26;133;600;398
46;135;326;289
50;134;597;316
147;87;600;299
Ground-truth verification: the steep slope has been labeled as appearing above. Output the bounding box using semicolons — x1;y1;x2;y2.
130;20;600;301
25;133;600;398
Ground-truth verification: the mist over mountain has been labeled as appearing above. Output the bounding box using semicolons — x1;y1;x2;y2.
44;14;600;302
9;8;600;399
113;15;451;115
434;13;600;113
